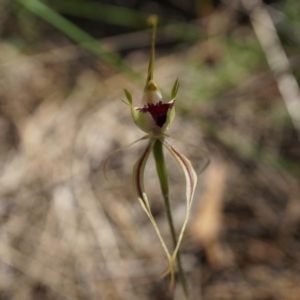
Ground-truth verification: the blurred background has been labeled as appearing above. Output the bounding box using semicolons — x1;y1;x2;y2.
0;0;300;299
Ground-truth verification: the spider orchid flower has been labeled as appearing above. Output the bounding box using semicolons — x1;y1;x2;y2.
123;16;198;291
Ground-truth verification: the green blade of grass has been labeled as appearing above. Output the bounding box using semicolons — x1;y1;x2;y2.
49;0;147;29
17;0;138;78
47;0;203;43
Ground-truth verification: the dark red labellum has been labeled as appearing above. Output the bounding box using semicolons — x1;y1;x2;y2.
137;101;174;127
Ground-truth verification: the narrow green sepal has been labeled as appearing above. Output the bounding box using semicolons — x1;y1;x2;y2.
171;78;179;99
132;139;175;283
161;105;176;134
123;89;133;105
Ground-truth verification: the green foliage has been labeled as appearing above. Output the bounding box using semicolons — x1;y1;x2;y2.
48;0;147;29
17;0;137;76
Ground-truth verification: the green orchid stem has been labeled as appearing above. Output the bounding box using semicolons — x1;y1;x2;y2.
152;139;189;299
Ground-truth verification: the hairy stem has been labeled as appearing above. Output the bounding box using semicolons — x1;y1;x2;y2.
152;138;189;299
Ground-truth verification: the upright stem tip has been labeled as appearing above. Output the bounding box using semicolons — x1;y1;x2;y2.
145;15;158;90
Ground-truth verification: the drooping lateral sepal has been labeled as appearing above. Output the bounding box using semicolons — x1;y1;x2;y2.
160;138;198;280
132;139;175;285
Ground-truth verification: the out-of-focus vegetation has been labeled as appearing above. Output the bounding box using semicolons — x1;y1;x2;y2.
1;0;300;299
